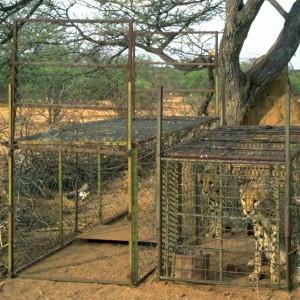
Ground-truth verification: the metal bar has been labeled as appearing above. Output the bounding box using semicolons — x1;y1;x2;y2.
275;164;281;287
15;18;132;24
17;140;127;147
75;153;79;232
127;22;134;284
162;153;287;163
158;276;288;288
221;72;226;125
15;103;127;110
136;88;215;93
136;30;220;36
285;86;292;291
7;84;14;278
58;147;64;246
177;162;183;242
97;148;102;224
17;274;131;285
135;61;215;67
15;61;128;69
219;164;224;282
8;18;18;278
16;145;130;155
131;145;139;284
128;22;134;115
214;32;219;116
194;164;201;244
156;86;163;279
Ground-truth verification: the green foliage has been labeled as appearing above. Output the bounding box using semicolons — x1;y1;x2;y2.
289;70;300;95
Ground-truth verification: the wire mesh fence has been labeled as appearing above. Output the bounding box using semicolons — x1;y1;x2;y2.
2;19;222;285
159;126;300;289
7;19;145;285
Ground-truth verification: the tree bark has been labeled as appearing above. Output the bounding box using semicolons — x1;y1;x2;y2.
220;0;300;125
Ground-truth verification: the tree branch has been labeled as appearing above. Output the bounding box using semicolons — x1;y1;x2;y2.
247;0;300;100
267;0;288;19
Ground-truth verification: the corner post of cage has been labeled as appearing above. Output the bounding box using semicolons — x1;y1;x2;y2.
157;86;163;279
8;83;14;278
127;19;136;285
220;72;226;125
97;146;102;224
214;32;219;116
285;85;292;291
132;29;136;115
128;20;134;115
58;147;64;246
8;19;19;278
132;145;139;284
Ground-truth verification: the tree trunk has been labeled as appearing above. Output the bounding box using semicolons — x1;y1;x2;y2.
220;0;300;125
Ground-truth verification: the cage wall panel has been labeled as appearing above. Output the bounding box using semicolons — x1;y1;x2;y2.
159;126;300;289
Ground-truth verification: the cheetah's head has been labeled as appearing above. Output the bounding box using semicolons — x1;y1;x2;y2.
240;188;259;216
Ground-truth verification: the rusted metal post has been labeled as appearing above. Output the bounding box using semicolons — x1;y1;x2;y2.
97;147;102;224
221;72;226;125
157;86;163;278
285;85;292;291
214;32;219;116
58;147;64;246
8;19;18;277
131;145;138;284
8;84;14;278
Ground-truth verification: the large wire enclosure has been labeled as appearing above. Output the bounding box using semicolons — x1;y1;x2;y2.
3;19;221;285
158;125;300;290
7;19;152;285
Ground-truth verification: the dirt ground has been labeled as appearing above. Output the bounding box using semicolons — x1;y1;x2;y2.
1;272;300;300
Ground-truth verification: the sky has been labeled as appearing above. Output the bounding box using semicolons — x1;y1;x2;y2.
70;0;300;69
240;0;300;69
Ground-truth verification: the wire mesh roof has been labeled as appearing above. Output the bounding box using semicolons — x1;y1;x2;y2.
17;116;219;146
164;125;300;163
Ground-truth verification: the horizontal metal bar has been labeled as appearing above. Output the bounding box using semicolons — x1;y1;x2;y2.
15;61;128;69
158;276;286;289
135;61;214;66
161;153;286;163
135;88;215;93
16;103;127;110
15;18;133;25
17;274;130;285
136;31;219;35
16;144;130;156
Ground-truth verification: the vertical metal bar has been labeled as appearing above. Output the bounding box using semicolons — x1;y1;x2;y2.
127;20;134;286
128;20;134;116
132;30;136;114
177;162;183;243
97;148;102;224
275;164;281;286
218;164;224;282
8;84;14;277
58;148;64;246
74;153;78;232
194;164;201;244
8;19;18;277
221;72;226;125
214;32;219;116
157;86;163;278
285;86;291;291
165;160;171;278
131;145;139;284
